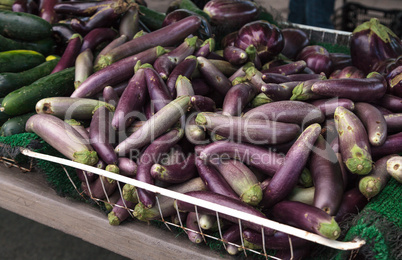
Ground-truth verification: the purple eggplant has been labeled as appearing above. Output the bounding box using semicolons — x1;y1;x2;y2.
191;78;210;96
93;35;128;70
108;196;136;226
234;20;284;62
185;212;203;244
288;73;327;82
196;56;232;96
118;157;137;177
222;225;241;255
271;200;341;240
262;123;322;208
297;45;333;76
334;187;368;223
261;60;307;76
243;100;325;126
384;113;402;133
81;174;117;199
79;27;118;53
89;105;117;165
330;52;353;71
194;38;215;58
191;96;217;112
373;93;402;113
334;106;373;175
185;112;208;144
386;65;402;97
350;18;402;74
242;229;308;250
310;98;355;118
53;1;113;16
74;48;93;89
133;177;206;222
150;153;197;183
39;0;58;24
25;114;98;165
280;28;310;60
71;46;167;98
166;55;198;97
175;190;275;236
144;66;172;113
52;34;82;74
354;102;388;146
260;73;291;84
310;135;344;215
311;72;387;102
102;86;119;106
371;132;402;160
195;112;301;145
65;119;90;144
335;65;365;79
223;45;248;65
195;157;238;200
175;76;195;97
290;78;325;101
222;82;258;116
12;0;28;13
97;15;201;69
119;5;139;39
386;156;402;183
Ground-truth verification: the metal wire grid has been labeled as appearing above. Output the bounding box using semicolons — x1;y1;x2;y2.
20;148;366;259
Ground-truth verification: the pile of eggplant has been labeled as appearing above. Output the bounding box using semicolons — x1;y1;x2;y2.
1;0;402;258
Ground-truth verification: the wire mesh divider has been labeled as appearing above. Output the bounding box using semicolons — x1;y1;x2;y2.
20;148;366;259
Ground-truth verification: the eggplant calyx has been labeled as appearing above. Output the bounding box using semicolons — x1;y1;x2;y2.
108;211;121;226
133;202;152;222
353;18;398;43
318;217;341;240
73;150;98;165
240;184;263;206
359;177;381;199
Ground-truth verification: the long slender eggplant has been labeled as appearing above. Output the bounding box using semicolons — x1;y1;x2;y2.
150;153;197;183
25;114;98;165
175;76;195;97
195;157;238;200
144;66;172;113
221;82;257;116
175;190;275;236
260;73;291;84
53;1;113;16
287;73;327;82
196;56;232;95
79;27;118;52
262;123;321;208
334;106;373;175
213;159;262;206
89;105;117;165
242;229;308;250
334;187;369;223
271;200;341;240
359;154;396;199
190;95;216;112
372;93;402;113
74;48;93;89
97;15;201;69
52;34;82;74
166;55;198;97
310;135;344;215
118;157;137;177
135;128;184;208
384;113;402;133
196;112;301;145
223;45;248;65
194;38;215;58
103;86;119;105
186;212;203;244
354;102;388;146
311;72;387;102
111;66;147;130
371;132;402;159
119;5;139;39
39;0;58;24
261;60;306;76
108;196;136;226
199;141;285;176
221;225;241;255
93;35;128;70
281;28;309;60
154;36;198;80
133;177;206;222
71;46;167;98
243;100;324;126
386;156;402;183
310;98;355;118
36;97;114;120
65;119;90;145
81;172;117;199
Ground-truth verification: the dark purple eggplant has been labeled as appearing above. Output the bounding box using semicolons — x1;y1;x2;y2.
371;132;402;160
310;135;344;215
185;212;203;244
335;65;365;79
119;5;139;39
280;28;309;60
191;78;210;96
185;112;208;144
93;35;128;70
297;45;333;76
334;106;373;175
89;105;117;165
74;48;93;89
97;15;201;69
330;52;353;71
262;123;321;208
103;86;119;106
222;225;241;255
39;0;58;24
271;200;341;239
220;30;237;48
373;94;402;113
350;18;402;74
384;113;402;133
386;65;402;97
222;82;258;116
71;46;167;98
203;0;259;29
223;45;248;65
288;73;326;82
234;20;283;63
386;156;402;183
35;97;114;120
144;66;172;113
81;174;117;199
195;112;301;145
311;72;387;102
195;157;238;199
52;24;75;45
354;102;388;146
196;56;232;96
108;196;136;226
54;1;112;16
111;66;147;130
150;153;197;183
199;141;285;176
194;38;215;57
260;73;291;84
166;55;198;97
25;114;98;165
310;98;355;118
242;229;308;250
175;190;275;236
12;0;28;12
261;60;306;76
372;55;402;75
115;96;190;155
52;34;82;74
243;100;325;126
133;177;206;222
334;187;368;223
79;27;118;52
290;78;325;101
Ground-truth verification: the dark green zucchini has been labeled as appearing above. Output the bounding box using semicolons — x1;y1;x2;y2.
138;5;166;31
0;34;56;56
0;112;35;136
0;98;11;125
0;10;52;41
0;50;46;73
1;67;75;116
0;58;60;97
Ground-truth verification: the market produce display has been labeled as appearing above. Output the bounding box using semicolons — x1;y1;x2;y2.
0;0;401;259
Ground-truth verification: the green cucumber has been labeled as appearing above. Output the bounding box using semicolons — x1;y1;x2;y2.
0;10;52;41
0;112;35;137
179;0;210;21
0;34;56;56
1;67;75;116
138;5;166;31
0;58;60;97
0;50;46;73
